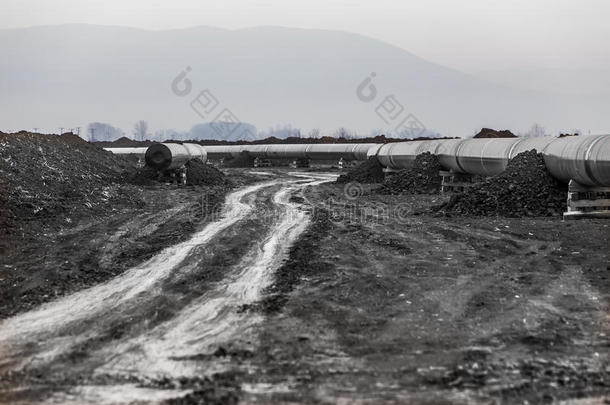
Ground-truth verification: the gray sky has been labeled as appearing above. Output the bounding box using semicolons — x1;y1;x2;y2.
3;0;610;73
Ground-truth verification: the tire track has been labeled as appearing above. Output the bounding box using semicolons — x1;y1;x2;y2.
0;172;336;404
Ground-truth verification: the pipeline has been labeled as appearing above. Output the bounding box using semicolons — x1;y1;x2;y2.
104;147;149;156
144;143;207;171
203;143;378;161
107;135;609;186
195;136;610;186
373;135;610;186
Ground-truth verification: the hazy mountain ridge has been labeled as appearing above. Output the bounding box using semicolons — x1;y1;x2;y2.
0;24;608;137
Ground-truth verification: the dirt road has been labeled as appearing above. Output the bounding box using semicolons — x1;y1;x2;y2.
0;172;336;404
0;170;608;404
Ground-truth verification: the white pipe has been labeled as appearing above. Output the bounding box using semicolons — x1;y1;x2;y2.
204;144;380;161
377;135;610;186
104;147;148;156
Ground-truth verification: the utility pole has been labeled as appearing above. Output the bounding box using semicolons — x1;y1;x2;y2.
89;127;95;142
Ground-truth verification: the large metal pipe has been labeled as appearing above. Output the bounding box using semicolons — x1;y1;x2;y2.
132;135;609;186
144;143;207;170
103;147;148;156
204;144;380;161
377;135;610;186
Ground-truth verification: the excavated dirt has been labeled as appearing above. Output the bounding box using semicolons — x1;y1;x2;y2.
336;156;385;184
221;151;256;168
0;132;237;318
0;164;607;404
377;152;443;195
439;150;567;217
128;165;159;186
185;159;232;187
0;132;138;241
473;128;517;138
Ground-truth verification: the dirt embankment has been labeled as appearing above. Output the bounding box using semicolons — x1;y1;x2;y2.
220;151;256;168
0;131;139;243
336;157;385;184
473;128;517;138
0;132;234;318
185;159;232;186
440;150;567;217
377;152;443;194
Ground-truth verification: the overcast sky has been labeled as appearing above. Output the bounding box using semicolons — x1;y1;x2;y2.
3;0;610;73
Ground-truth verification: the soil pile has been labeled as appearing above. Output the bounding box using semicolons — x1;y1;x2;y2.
336;157;384;184
222;151;255;168
128;166;159;186
94;137;154;148
0;131;138;238
440;150;566;217
377;152;442;194
473;128;517;138
185;159;231;186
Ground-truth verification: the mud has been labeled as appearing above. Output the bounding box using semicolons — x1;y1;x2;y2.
0;171;337;404
241;183;609;403
0;167;607;404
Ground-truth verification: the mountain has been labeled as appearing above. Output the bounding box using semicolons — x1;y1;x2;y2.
0;24;608;137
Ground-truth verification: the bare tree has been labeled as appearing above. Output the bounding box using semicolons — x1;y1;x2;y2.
308;128;320;138
524;123;546;138
133;120;149;141
333;127;354;139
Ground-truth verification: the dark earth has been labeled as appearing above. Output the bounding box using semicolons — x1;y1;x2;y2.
0;133;608;404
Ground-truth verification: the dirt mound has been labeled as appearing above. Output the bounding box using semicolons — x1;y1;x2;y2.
377;152;442;194
128;166;159;186
336;157;384;184
440;150;567;217
0;132;138;239
59;132;89;144
473;128;517;138
222;151;255;168
185;159;231;186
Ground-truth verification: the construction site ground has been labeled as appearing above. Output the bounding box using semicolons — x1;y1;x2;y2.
0;167;608;404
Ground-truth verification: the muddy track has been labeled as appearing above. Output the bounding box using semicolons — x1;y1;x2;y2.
0;172;336;404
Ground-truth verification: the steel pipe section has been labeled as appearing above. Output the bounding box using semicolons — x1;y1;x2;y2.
104;147;148;156
377;135;610;186
144;143;207;171
542;134;610;186
204;144;380;161
139;136;609;186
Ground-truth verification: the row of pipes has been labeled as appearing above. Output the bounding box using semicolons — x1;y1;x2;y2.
105;134;610;186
